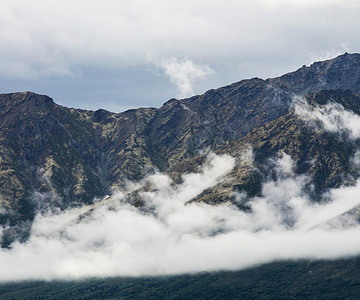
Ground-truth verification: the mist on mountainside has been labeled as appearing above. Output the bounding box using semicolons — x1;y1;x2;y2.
2;54;360;281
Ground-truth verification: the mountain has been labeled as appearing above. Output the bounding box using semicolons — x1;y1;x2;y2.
1;53;360;245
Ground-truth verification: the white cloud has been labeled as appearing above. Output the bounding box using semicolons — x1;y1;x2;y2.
308;43;350;65
259;0;357;7
2;153;360;281
158;57;214;98
0;0;360;82
294;96;360;140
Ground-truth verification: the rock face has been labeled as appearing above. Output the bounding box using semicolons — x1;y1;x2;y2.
1;53;360;244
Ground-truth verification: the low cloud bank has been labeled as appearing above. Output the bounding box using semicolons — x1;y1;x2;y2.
1;152;360;281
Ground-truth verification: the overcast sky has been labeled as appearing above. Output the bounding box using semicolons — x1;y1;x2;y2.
1;0;360;112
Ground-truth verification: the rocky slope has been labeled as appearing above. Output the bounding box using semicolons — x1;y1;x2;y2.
1;53;360;245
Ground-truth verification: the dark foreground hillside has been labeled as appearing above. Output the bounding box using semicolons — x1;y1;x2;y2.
1;256;360;300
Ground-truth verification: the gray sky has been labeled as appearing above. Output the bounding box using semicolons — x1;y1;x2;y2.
1;0;360;112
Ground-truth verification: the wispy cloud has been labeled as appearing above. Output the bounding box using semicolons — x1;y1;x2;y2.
158;57;214;98
294;96;360;140
308;43;350;65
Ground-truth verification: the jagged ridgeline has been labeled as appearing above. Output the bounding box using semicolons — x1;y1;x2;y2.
1;53;360;245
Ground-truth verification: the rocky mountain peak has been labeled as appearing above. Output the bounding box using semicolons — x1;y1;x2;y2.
270;52;360;94
0;92;54;118
0;91;54;105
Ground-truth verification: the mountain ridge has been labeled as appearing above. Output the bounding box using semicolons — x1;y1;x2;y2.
1;53;360;245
